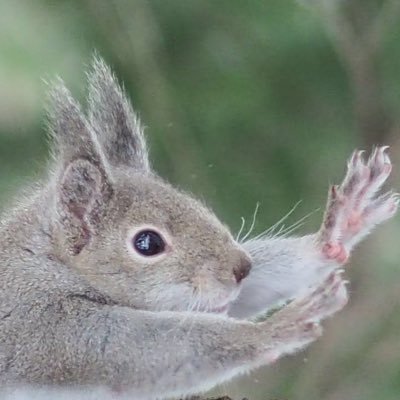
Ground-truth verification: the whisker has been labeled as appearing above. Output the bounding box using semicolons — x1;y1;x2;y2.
275;224;286;236
280;221;306;237
252;200;302;240
274;207;320;238
188;289;200;314
186;287;203;334
240;202;260;243
236;216;246;241
194;285;202;313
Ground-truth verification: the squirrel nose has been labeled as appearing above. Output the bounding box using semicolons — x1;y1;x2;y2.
233;256;252;284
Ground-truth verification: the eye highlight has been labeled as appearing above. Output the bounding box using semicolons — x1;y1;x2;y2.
133;230;166;257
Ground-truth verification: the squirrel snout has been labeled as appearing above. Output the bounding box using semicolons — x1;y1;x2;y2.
233;256;252;284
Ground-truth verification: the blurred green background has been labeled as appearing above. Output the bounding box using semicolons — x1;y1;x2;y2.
1;1;400;399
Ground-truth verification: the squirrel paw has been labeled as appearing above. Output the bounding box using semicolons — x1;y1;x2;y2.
272;272;347;337
318;146;398;264
264;271;347;360
292;270;348;322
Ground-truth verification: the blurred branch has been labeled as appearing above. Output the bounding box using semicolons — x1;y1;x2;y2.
301;0;400;147
368;0;400;53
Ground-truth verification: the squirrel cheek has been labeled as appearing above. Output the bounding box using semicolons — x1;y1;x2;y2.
191;273;209;291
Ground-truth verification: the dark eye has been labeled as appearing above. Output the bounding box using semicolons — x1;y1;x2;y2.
133;230;166;256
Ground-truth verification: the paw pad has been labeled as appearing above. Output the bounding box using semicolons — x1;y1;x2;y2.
322;242;348;264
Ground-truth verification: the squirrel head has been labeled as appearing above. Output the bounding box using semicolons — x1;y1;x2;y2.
47;57;251;313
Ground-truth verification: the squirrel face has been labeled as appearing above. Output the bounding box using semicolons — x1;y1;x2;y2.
49;58;251;313
73;171;251;312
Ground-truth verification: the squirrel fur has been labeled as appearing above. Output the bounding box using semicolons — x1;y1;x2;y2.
0;57;397;399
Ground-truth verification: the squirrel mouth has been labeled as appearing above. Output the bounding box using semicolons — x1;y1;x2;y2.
196;288;240;314
198;301;231;314
209;303;230;314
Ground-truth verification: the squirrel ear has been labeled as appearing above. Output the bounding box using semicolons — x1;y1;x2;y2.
48;79;110;169
58;159;112;255
47;81;113;255
87;56;150;172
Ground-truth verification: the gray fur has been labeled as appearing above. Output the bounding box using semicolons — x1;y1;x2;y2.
0;57;396;399
87;57;150;172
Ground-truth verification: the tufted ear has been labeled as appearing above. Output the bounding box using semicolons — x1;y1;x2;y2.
47;81;113;255
87;56;150;172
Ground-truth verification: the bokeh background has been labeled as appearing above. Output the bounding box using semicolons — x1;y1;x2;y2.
1;1;400;399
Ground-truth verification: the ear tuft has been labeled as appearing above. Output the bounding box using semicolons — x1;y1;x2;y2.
87;56;150;172
47;79;105;167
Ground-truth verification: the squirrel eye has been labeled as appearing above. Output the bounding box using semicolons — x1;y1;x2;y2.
133;230;166;256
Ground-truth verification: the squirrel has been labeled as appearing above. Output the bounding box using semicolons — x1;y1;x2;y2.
0;56;397;400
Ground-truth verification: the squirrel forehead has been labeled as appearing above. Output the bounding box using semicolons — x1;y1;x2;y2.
110;171;232;237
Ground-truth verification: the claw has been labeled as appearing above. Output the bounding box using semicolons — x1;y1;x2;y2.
376;146;389;167
319;146;397;258
350;150;365;168
368;147;378;166
349;150;358;167
356;150;365;166
381;145;390;153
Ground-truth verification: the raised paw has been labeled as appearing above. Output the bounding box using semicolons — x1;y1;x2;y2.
318;146;398;264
